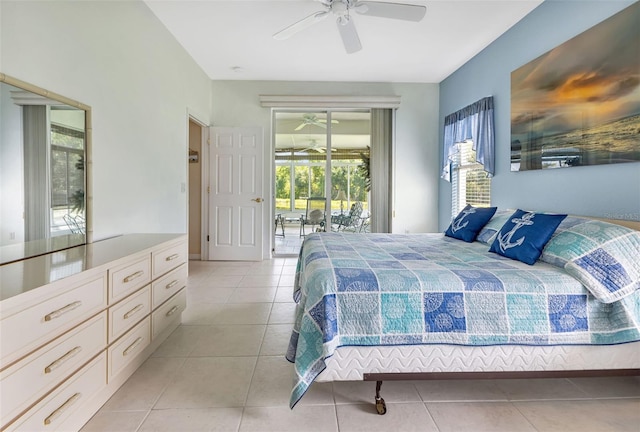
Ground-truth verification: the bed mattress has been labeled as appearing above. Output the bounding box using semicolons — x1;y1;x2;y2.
317;342;640;382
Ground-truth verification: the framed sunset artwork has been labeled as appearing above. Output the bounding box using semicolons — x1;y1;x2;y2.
511;2;640;171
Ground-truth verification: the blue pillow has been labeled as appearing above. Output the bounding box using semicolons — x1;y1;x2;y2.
489;209;567;265
445;205;498;242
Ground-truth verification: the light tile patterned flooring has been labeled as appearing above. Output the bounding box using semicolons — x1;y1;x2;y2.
274;224;305;255
82;259;640;431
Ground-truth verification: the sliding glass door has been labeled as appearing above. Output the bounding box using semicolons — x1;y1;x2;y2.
274;110;371;254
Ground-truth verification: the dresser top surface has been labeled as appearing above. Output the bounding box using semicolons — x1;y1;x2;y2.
0;234;185;302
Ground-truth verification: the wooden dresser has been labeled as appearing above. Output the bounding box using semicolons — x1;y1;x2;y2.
0;234;188;431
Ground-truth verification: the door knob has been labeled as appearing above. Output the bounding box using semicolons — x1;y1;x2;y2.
252;198;264;203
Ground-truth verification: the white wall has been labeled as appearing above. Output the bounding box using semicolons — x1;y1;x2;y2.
1;0;211;241
210;80;440;250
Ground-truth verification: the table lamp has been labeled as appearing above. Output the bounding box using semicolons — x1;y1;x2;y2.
335;190;348;214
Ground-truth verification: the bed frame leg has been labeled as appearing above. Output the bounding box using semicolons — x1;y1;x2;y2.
374;381;387;415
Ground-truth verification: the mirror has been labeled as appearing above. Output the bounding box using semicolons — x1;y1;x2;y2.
0;73;91;265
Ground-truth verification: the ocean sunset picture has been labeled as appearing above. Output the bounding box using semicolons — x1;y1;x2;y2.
511;1;640;171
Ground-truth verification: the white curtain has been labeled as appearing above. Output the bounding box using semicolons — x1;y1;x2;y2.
441;96;495;182
369;108;393;233
23;105;50;241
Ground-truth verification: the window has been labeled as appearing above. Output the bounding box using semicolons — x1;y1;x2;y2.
275;157;367;213
451;140;491;216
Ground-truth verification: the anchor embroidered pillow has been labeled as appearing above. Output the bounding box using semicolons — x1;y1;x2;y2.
489;210;567;265
445;205;498;242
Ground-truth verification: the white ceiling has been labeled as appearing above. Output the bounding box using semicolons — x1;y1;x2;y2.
144;0;543;83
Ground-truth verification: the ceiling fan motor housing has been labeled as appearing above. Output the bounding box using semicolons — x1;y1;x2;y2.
331;0;349;15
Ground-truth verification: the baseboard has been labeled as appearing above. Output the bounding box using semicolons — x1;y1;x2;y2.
189;254;201;260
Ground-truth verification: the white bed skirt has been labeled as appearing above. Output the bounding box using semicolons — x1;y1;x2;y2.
316;342;640;382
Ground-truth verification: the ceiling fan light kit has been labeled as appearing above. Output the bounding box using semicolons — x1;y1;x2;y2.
273;0;427;54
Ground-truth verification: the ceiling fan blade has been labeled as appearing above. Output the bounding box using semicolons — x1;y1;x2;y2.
273;10;329;40
313;122;327;129
294;123;307;131
336;15;362;54
355;1;426;22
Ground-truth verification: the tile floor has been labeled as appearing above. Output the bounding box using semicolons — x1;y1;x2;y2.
82;259;640;432
273;223;305;255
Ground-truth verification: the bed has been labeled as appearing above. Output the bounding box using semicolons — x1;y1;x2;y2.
286;209;640;413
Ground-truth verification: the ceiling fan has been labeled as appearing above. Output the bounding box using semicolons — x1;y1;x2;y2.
295;113;339;131
273;0;427;54
300;139;325;152
297;138;338;153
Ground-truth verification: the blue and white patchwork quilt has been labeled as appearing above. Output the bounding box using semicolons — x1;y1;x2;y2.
286;232;640;408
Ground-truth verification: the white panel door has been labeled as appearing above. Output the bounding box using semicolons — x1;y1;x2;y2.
208;127;263;261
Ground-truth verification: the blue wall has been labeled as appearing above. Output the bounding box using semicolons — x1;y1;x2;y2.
438;0;639;231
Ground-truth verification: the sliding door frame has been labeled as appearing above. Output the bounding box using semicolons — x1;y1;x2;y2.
271;106;394;254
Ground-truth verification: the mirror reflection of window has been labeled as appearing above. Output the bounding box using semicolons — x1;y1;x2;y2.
0;76;89;265
22;105;86;241
50;108;86;236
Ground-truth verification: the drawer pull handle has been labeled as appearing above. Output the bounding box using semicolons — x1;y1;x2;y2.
44;346;83;374
123;304;144;320
43;392;81;425
165;280;178;290
123;337;144;356
165;306;179;317
123;270;144;283
44;301;82;322
165;253;179;262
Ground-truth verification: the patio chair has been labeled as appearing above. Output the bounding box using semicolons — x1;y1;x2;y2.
300;197;326;236
332;201;363;232
63;213;85;234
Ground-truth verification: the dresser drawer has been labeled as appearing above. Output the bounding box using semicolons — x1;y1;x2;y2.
152;263;187;309
0;312;106;428
107;317;150;381
152;289;186;340
7;352;107;432
108;285;151;343
108;255;151;303
0;275;107;368
152;241;187;279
